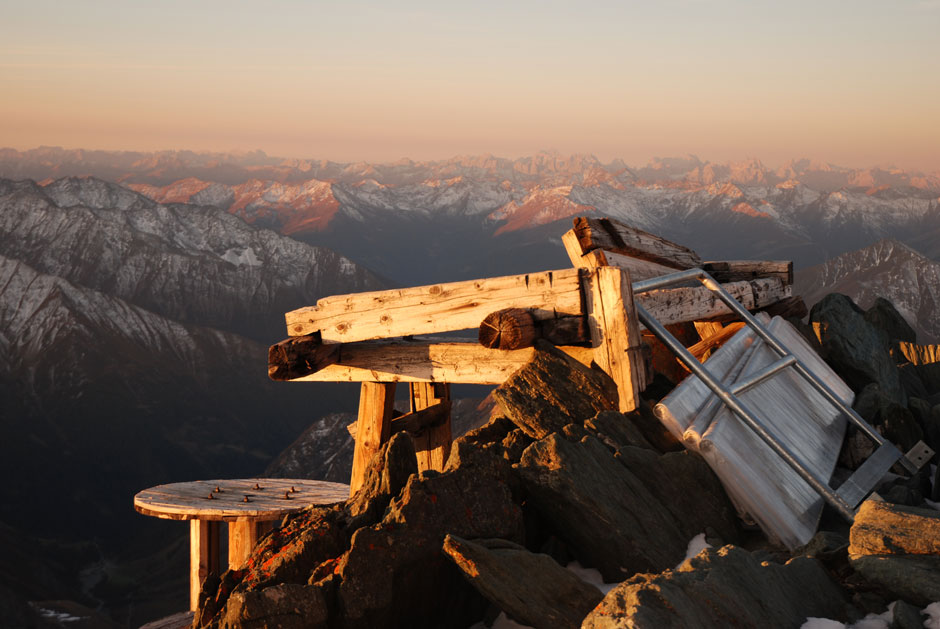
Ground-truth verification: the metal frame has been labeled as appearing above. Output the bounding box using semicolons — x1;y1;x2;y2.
633;268;915;520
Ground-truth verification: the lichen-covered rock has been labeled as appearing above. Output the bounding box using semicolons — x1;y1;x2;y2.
217;582;331;629
442;535;603;629
810;293;905;404
493;341;618;439
582;545;848;629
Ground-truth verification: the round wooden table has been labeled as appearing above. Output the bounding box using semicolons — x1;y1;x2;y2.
134;478;349;611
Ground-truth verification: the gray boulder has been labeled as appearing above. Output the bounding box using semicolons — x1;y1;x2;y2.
582;545;848;629
810;294;905;404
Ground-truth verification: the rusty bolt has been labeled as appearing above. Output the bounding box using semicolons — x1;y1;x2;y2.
290;486;297;493
243;495;250;503
214;486;222;493
284;492;291;500
253;483;262;490
207;493;214;500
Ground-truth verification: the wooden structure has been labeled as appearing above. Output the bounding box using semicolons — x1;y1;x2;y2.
270;215;795;494
134;478;348;611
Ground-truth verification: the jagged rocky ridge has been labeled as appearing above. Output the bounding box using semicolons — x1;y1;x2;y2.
797;239;940;344
4;149;940;285
193;302;940;628
0;176;388;626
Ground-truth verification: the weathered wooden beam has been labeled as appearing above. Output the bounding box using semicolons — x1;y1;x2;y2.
702;260;793;286
756;295;807;319
478;308;588;350
572;216;703;270
289;341;594;384
687;322;746;362
350;382;396;496
227;520;259;571
286;268;584;340
267;333;340;381
347;400;452;438
585;266;646;411
636;278;791;328
479;308;537;350
190;520;219;612
410;383;452;473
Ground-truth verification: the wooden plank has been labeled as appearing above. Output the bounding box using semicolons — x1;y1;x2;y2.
347;400;452;438
228;520;259;570
585;266;645;412
573;216;702;269
410;383;452;473
579;248;681;281
636;278;790;328
688;323;746;362
349;382;396;496
694;321;725;341
703;260;793;286
290;341;594;384
268;333;340;381
286;268;584;340
189;520;219;611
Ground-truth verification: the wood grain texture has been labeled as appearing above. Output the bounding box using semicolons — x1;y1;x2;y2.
268;333;340;381
573;216;703;269
580;248;681;281
703;260;793;286
585;266;645;412
286;268;584;340
410;383;452;473
349;382;396;496
228;520;258;571
688;323;746;362
289;341;593;384
347;400;452;438
190;520;219;611
479;308;537;349
134;478;350;521
636;278;790;327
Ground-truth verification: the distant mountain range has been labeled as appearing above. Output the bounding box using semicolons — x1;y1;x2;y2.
4;147;937;285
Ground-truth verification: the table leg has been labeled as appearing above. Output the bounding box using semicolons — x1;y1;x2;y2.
228;520;260;570
190;520;220;611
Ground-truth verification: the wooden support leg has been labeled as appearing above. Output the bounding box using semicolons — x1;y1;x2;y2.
349;382;396;496
585;266;645;412
228;519;259;571
190;520;220;611
409;382;452;473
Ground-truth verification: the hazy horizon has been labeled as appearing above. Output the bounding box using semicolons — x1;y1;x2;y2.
3;1;939;170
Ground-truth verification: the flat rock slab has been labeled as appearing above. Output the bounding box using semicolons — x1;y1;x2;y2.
849;499;940;557
849;554;940;607
443;535;602;629
494;341;618;439
582;545;848;629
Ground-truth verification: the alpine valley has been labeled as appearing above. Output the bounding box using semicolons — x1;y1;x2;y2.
1;147;939;625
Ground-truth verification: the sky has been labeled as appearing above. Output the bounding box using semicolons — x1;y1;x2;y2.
1;0;938;169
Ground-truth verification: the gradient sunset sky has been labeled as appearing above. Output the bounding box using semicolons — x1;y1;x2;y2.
2;0;938;169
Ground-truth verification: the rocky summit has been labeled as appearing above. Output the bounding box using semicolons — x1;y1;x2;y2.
190;293;940;629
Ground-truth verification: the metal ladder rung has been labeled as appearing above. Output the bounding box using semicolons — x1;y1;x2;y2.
836;442;904;508
731;355;797;395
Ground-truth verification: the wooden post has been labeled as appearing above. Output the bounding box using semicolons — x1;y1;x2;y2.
349;382;396;496
228;520;259;570
189;520;220;611
409;382;452;473
584;266;645;412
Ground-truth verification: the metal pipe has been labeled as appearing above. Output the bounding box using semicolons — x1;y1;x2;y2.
731;355;797;395
696;273;889;448
636;302;857;521
632;268;706;293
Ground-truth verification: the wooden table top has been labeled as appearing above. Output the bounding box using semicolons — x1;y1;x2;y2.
134;478;349;522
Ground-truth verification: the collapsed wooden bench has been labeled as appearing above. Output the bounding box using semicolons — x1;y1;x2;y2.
269;215;796;495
